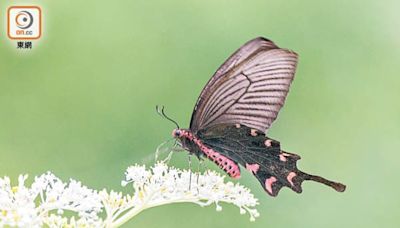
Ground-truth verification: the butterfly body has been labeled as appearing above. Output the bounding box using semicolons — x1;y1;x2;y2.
170;37;346;196
173;128;241;178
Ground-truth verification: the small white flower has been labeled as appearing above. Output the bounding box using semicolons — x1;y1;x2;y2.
122;165;150;188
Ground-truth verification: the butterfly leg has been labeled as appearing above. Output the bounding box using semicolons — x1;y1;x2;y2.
171;140;186;152
194;160;203;194
155;138;180;162
155;140;168;161
162;151;174;164
188;154;192;190
196;159;203;184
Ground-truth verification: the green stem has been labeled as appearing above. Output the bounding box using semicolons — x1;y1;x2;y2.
111;197;203;227
111;204;148;228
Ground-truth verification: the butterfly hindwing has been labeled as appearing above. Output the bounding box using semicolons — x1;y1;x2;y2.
197;124;346;196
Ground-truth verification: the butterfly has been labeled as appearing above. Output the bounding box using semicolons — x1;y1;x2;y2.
167;37;346;196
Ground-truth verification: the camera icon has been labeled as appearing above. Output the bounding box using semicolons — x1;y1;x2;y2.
8;6;42;40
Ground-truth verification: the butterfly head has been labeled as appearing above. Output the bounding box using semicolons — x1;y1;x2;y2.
172;128;183;138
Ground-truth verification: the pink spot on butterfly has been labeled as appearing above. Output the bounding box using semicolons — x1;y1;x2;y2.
279;152;292;161
264;139;272;147
246;163;260;174
287;172;296;186
265;176;277;194
279;154;287;162
235;123;241;128
250;129;258;136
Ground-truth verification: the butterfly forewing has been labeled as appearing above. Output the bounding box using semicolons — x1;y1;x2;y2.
190;37;298;133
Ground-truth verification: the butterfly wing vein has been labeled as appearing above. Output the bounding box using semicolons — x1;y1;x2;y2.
190;37;298;133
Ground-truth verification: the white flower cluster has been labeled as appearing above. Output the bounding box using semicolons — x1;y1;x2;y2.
0;173;103;227
0;162;259;227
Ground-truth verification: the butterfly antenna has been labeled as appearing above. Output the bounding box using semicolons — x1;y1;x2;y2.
155;105;180;129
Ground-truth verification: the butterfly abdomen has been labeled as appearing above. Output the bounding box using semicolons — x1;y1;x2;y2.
177;129;241;179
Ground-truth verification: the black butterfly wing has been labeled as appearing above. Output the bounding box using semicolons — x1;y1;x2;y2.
190;37;298;133
197;124;346;196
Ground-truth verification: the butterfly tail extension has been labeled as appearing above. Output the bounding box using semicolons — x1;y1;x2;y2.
299;172;346;192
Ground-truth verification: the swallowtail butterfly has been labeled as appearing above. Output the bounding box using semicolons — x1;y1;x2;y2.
167;37;345;196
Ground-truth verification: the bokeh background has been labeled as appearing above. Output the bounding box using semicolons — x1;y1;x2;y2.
1;0;399;227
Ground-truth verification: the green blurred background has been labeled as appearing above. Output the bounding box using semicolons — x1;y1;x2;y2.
1;0;399;227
